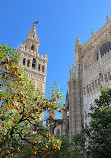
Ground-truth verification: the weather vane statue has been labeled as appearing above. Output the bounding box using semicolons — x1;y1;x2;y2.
33;20;38;25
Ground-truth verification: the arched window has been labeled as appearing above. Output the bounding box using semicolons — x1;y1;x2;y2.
97;42;111;60
38;64;40;71
23;58;25;65
25;45;27;50
56;129;60;136
31;44;35;51
27;59;30;67
32;58;36;68
42;65;44;72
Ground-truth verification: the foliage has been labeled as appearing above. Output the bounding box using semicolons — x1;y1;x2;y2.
72;129;85;158
59;136;75;158
86;86;111;158
72;86;111;158
0;44;64;158
57;135;86;158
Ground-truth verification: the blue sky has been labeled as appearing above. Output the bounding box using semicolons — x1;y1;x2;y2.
1;0;111;118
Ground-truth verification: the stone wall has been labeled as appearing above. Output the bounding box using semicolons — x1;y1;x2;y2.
63;16;111;141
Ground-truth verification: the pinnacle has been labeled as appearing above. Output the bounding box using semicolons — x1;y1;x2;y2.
28;25;38;39
76;36;81;46
45;50;47;57
106;15;110;23
91;28;95;37
66;90;69;98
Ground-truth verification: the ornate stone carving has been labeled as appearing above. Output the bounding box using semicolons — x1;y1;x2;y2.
63;16;111;141
19;25;47;95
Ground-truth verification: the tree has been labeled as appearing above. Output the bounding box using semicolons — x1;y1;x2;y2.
0;45;63;158
86;86;111;158
72;86;111;158
72;129;85;158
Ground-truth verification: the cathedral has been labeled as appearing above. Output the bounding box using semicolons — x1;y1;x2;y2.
17;16;111;141
54;15;111;141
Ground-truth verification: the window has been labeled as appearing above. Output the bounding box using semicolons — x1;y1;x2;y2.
38;64;40;71
27;59;30;67
23;58;25;65
56;129;60;136
42;65;44;72
31;44;35;50
97;42;111;60
25;46;27;50
32;58;36;68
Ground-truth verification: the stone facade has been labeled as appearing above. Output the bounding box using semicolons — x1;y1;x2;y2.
62;15;111;141
18;25;47;95
18;25;47;120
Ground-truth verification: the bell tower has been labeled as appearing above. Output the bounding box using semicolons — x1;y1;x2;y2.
19;24;48;95
24;24;40;52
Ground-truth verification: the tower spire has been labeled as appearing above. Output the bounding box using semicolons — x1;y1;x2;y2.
45;50;47;56
28;25;38;39
76;36;81;46
75;36;82;52
106;15;110;23
91;28;95;37
23;24;40;52
69;66;71;80
66;90;69;99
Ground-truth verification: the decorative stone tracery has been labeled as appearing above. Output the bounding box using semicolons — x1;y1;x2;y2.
19;25;47;95
62;16;111;141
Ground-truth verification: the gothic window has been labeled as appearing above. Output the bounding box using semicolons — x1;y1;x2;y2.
32;58;36;68
108;72;111;80
38;64;40;71
87;86;89;93
98;79;100;86
97;42;111;60
31;44;35;51
56;129;60;136
25;45;27;50
89;85;92;92
99;73;103;81
92;82;95;90
42;65;44;72
27;59;30;67
105;74;108;82
23;58;26;65
95;81;98;88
